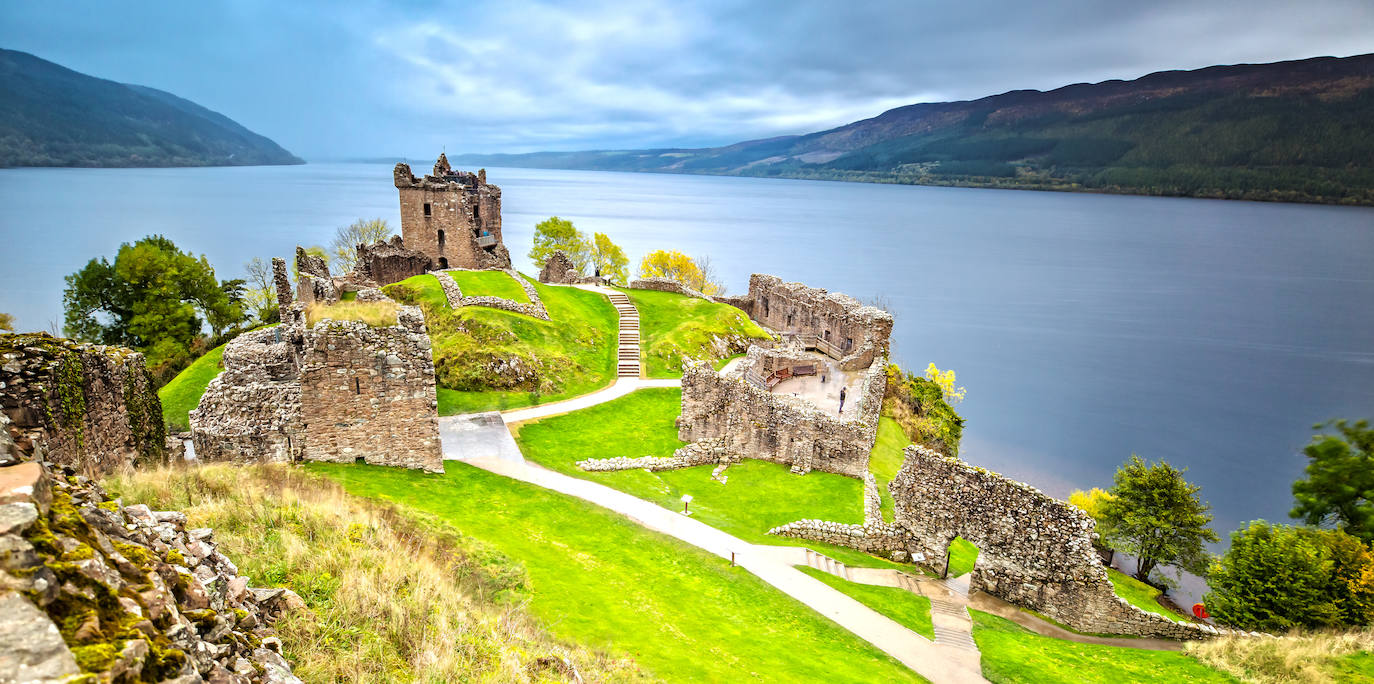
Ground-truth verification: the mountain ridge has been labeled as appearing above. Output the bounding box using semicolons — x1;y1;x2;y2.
0;48;302;168
451;53;1374;205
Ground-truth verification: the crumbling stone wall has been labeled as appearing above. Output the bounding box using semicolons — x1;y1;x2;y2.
0;333;166;474
432;270;551;321
673;356;885;477
628;277;715;301
298;308;443;473
773;444;1244;639
729;274;892;370
537;251;580;284
190;326;304;465
394;155;511;270
295;247;337;306
0;459;302;682
356;236;433;287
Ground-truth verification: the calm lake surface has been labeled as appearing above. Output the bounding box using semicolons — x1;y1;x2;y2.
2;163;1372;542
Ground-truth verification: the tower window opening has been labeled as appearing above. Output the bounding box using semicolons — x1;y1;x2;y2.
424;203;432;217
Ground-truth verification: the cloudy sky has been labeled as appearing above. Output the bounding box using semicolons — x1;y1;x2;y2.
4;1;1371;159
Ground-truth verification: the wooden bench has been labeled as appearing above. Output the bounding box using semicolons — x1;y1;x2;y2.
792;364;816;376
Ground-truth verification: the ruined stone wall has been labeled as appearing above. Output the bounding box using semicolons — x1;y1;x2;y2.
676;357;884;477
356;235;433;287
190;326;304;465
271;257;292;313
739;274;892;370
394;156;511;270
432;270;550;321
537;250;580;284
297;307;443;473
295;246;337;306
0;334;166;474
628;277;715;301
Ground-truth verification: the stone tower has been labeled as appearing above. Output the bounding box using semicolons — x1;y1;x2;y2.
392;153;511;270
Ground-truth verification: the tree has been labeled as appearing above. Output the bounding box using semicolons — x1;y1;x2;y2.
589;232;629;284
206;278;248;338
0;312;13;332
242;257;279;324
331;218;394;271
694;254;726;297
1098;455;1219;583
1070;487;1117;559
529;216;590;271
1206;522;1374;632
924;363;966;404
62;235;231;371
1292;419;1374;543
637;249;722;295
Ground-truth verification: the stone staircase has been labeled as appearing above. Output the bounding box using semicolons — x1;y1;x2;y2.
931;596;979;651
607;291;642;378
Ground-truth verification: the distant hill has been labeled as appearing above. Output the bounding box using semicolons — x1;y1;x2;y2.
0;48;302;168
454;54;1374;205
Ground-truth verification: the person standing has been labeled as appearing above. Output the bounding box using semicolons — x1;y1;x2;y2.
838;386;847;415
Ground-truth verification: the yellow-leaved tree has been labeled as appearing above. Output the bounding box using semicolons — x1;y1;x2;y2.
590;232;629;285
637;250;722;295
924;363;966;404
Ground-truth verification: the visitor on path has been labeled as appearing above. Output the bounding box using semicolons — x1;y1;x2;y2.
838;386;847;415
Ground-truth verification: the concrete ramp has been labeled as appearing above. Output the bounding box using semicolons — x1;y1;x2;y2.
439;412;524;463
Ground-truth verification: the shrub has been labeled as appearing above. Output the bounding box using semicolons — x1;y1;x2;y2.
883;363;964;455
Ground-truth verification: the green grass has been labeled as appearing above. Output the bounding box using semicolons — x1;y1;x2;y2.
158;343;227;431
870;416;911;522
969;610;1234;683
621;288;771;378
385;273;617;414
1107;567;1189;623
795;566;934;639
947;537;979;577
445;269;530;303
312;461;927;683
1332;652;1374;682
514;388;908;570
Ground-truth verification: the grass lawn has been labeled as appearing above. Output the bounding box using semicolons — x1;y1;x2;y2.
1107;567;1189;623
446;269;530;302
796;566;935;639
621;287;771;378
514;388;908;570
947;537;979;577
1331;652;1374;682
158;342;227;431
385;274;617;414
970;610;1233;683
312;461;926;683
870;416;911;522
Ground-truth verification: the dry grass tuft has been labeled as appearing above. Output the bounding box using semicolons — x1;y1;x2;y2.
105;463;648;683
1186;628;1374;683
305;300;399;327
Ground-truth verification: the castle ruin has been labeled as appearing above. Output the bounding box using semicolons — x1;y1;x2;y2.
190;249;443;472
393;153;510;271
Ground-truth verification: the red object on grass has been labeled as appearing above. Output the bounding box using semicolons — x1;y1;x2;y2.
1192;603;1210;619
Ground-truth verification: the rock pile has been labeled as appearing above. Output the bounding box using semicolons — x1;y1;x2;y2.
0;456;302;683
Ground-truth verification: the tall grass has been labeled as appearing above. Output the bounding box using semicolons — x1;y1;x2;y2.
1186;628;1374;683
105;464;646;683
305;300;399;327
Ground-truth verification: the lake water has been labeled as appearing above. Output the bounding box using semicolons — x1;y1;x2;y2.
2;163;1372;543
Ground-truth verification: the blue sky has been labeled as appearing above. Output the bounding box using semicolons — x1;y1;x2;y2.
4;1;1371;158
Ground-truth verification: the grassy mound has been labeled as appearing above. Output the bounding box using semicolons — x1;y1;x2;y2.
621;288;771;378
445;269;530;302
1107;568;1190;623
305;300;398;327
796;566;935;639
385;273;617;414
970;610;1231;683
315;461;926;683
513;388;906;570
158;342;227;431
106;464;638;683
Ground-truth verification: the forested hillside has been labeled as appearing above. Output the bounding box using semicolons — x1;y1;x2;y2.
455;54;1374;205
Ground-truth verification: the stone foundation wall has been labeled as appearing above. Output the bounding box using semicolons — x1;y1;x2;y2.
432;270;550;321
298;308;443;473
738;274;892;370
628;277;715;301
675;357;884;478
577;438;733;472
0;333;166;474
356;236;433;287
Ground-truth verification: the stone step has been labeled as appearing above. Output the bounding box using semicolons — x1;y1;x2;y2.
932;627;978;651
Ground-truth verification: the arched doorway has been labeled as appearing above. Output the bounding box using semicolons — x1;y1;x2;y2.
438;257;449;269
